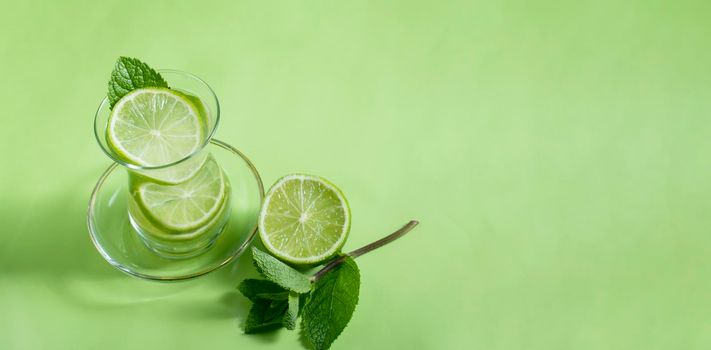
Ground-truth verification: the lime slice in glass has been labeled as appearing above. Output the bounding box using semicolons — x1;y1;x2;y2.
259;174;351;265
128;187;231;241
131;150;209;185
179;91;213;132
107;87;204;167
134;158;228;232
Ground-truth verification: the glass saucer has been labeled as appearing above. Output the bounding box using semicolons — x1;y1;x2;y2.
87;139;264;281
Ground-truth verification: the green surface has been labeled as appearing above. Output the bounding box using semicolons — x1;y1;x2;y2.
0;1;710;349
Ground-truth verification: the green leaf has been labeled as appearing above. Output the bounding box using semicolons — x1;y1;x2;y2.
301;257;360;350
243;298;288;334
107;56;168;108
251;247;311;293
299;293;309;316
238;279;289;302
284;292;300;330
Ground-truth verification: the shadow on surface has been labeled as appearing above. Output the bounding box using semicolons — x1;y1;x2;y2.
176;249;260;321
0;169;114;280
0;167;261;320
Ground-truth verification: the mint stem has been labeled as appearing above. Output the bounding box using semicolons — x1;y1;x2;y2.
311;220;420;282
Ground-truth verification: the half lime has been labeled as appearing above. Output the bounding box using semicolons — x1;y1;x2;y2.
259;174;350;265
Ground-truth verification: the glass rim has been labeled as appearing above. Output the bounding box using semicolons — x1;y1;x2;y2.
93;69;221;171
86;139;265;281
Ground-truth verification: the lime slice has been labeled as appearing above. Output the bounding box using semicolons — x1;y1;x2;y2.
259;174;351;265
107;87;204;167
129;187;231;241
131;150;209;185
134;158;228;232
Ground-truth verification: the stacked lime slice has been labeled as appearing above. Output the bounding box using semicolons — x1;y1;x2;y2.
133;157;230;236
107;88;230;239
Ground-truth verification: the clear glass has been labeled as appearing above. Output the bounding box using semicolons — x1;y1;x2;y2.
94;70;220;171
87;140;264;280
88;70;264;279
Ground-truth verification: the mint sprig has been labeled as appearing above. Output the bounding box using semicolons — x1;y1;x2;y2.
284;292;300;330
251;247;311;293
238;220;419;350
238;279;289;302
107;56;168;108
301;257;360;350
244;298;289;334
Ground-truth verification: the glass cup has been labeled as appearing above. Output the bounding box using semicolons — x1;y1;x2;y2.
94;70;231;259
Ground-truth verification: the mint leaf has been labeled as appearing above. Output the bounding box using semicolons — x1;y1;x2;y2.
238;279;289;302
243;298;288;334
251;247;311;293
284;292;300;330
107;56;168;108
301;257;360;350
239;247;312;334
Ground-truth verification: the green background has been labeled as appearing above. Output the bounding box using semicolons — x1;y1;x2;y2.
1;1;709;349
